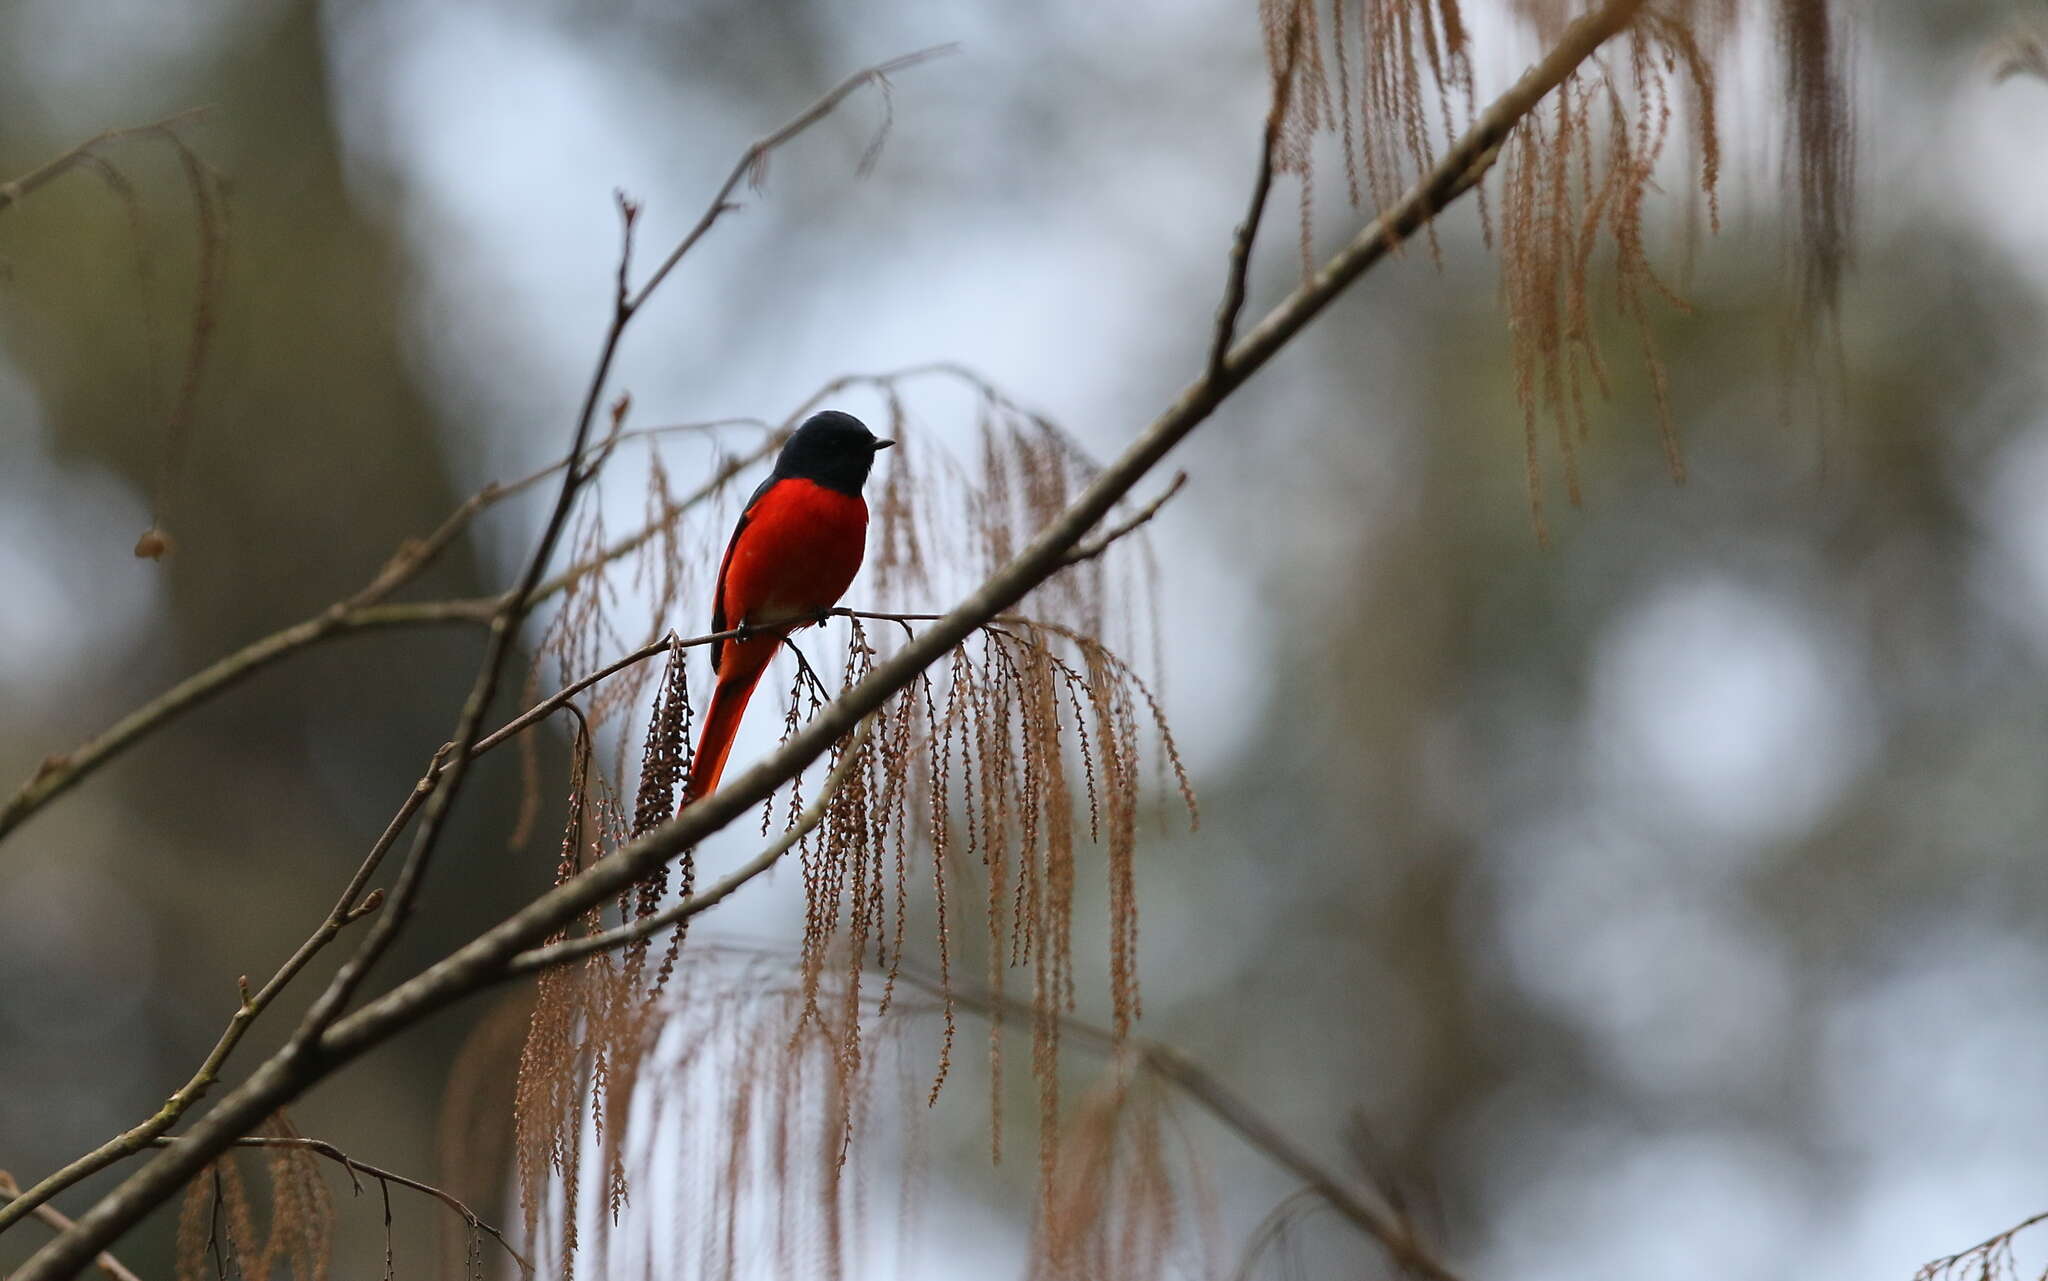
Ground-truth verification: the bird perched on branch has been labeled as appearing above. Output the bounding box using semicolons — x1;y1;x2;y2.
683;410;893;804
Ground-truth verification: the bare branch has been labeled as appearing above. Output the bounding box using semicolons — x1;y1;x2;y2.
147;1136;532;1276
15;8;1649;1271
0;108;211;216
1059;472;1187;568
0;600;489;847
0;49;934;1252
1208;14;1298;379
624;45;954;312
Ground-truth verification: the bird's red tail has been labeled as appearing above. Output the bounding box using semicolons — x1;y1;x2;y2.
681;637;778;806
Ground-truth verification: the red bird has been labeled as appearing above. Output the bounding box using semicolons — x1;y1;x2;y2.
683;410;893;803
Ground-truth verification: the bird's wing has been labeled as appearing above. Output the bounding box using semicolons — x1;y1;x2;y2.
710;473;777;674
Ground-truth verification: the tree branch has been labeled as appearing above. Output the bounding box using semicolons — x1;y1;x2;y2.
0;601;488;846
624;46;953;312
505;715;874;976
1;48;933;1262
147;1136;531;1276
15;7;1647;1272
1059;471;1186;567
1207;10;1296;379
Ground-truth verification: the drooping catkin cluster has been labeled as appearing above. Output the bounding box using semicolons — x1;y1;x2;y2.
1260;0;1851;536
1264;0;1478;268
492;951;950;1281
173;1114;334;1281
472;368;1192;1279
1030;1063;1208;1281
1497;12;1716;534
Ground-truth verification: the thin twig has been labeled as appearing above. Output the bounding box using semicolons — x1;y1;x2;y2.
0;107;211;215
146;1136;532;1276
1059;472;1187;567
1207;20;1298;379
506;716;874;975
625;46;954;312
16;9;1648;1272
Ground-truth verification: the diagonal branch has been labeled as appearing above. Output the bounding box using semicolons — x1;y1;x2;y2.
1059;471;1187;567
14;6;1648;1273
505;715;875;976
1207;9;1298;379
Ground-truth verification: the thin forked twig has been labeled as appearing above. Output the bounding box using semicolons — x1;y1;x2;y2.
625;46;954;312
1207;18;1299;380
1060;472;1187;567
0;107;211;215
146;1136;532;1275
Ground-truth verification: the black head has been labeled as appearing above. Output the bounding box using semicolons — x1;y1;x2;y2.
773;410;893;496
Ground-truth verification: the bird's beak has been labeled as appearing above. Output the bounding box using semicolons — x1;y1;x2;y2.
872;439;895;451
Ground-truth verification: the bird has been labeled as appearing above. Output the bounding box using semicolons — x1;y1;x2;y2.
682;410;893;805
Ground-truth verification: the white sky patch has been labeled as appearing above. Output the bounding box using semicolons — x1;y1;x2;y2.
1586;573;1873;848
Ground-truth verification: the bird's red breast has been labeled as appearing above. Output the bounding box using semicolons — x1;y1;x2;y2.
713;476;869;669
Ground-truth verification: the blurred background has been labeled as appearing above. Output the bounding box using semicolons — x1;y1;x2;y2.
4;0;2048;1277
